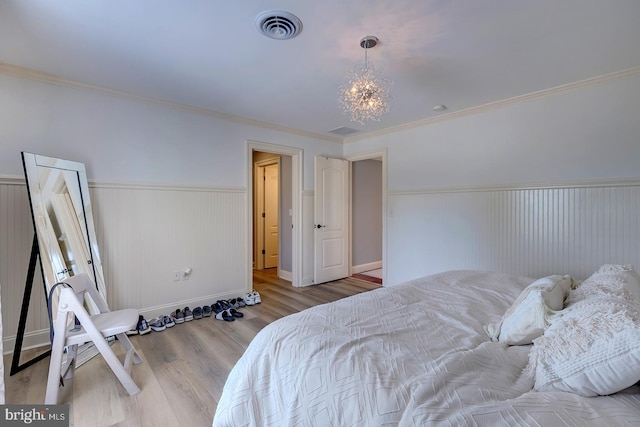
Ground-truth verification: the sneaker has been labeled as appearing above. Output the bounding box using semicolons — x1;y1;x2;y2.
244;293;256;306
172;309;185;324
183;307;194;322
137;315;151;335
202;305;212;317
245;290;261;305
126;321;139;335
235;297;247;308
163;314;176;328
252;290;262;304
150;317;166;332
193;306;203;320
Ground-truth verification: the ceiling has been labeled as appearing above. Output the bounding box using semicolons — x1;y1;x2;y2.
1;0;639;141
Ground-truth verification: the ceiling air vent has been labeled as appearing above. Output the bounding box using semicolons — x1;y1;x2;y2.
256;11;302;40
328;126;359;136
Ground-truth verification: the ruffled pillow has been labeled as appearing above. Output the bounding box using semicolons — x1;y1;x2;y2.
525;264;640;396
484;275;574;345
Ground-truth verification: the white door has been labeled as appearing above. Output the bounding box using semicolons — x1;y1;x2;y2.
314;156;349;284
264;163;279;268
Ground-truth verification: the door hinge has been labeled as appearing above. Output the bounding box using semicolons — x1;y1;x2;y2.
261;249;265;254
262;212;265;218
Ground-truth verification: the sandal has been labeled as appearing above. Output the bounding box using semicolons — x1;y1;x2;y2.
229;308;243;318
215;309;235;321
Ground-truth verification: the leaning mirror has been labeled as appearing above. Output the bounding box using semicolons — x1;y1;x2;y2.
21;152;107;313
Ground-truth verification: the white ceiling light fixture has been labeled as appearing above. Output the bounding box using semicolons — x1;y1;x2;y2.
255;10;302;40
339;36;391;125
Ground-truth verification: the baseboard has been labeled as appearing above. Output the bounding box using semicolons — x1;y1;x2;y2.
278;269;293;281
3;328;51;355
351;261;382;275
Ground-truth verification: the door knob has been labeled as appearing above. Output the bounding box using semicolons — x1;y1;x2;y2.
315;224;326;229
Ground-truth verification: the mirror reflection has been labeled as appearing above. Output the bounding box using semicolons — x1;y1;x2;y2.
22;152;107;315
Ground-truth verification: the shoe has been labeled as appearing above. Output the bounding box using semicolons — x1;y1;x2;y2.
163;314;176;328
193;306;203;320
211;302;223;314
235;297;246;307
245;290;261;305
137;315;151;335
252;290;262;304
150;317;166;332
183;307;194;322
244;293;256;306
172;309;184;324
229;298;241;309
229;308;244;318
202;305;212;317
215;309;235;321
218;300;232;310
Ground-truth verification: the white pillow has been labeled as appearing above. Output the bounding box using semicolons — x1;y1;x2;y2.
525;264;640;396
484;275;574;345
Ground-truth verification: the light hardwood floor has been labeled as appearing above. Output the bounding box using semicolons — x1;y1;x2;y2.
4;270;381;426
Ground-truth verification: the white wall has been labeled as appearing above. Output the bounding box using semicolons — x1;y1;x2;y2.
0;73;342;352
0;75;343;189
345;73;640;284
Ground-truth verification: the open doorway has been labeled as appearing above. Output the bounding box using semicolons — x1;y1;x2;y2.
247;141;302;288
349;152;385;285
254;156;280;270
252;150;294;281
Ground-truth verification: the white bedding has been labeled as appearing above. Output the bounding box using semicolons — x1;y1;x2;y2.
213;270;640;426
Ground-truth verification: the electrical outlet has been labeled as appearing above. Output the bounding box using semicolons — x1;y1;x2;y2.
173;271;181;282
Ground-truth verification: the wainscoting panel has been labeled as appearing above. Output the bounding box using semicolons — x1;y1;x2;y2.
90;184;247;312
0;179;49;352
1;179;248;352
387;183;640;286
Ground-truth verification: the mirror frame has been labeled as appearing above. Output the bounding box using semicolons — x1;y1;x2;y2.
21;152;107;308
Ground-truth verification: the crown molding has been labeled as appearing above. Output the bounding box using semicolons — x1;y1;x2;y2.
3;62;639;145
0;62;342;144
344;66;640;143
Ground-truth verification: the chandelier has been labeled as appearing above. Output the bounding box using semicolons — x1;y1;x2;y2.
339;36;391;124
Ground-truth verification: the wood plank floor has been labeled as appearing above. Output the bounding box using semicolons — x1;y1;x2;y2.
4;270;381;427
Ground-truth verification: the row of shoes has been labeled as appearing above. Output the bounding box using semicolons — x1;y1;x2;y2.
129;290;262;334
131;314;176;335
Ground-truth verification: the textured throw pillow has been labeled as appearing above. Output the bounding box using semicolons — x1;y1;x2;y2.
525;264;640;396
484;275;574;345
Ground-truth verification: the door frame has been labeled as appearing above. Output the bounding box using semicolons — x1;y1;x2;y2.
247;141;302;287
254;157;280;270
346;148;387;286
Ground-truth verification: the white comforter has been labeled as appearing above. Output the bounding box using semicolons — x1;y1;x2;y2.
213;270;640;426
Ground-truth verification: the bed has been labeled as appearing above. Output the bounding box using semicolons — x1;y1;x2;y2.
213;268;640;426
